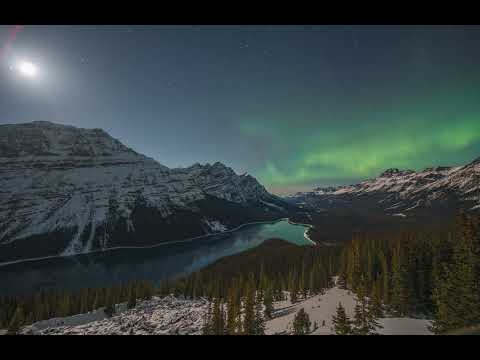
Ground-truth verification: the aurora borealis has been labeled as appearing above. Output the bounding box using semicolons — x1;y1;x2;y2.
240;85;480;194
1;25;480;195
238;26;480;194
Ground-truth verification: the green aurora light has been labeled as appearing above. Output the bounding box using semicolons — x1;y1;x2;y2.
239;90;480;192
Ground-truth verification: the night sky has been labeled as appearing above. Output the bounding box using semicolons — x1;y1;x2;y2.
1;25;480;195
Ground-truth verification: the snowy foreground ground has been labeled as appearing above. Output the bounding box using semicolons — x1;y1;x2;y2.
21;296;209;335
266;286;432;335
20;284;432;335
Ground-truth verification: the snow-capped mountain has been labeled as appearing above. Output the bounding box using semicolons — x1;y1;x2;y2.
287;159;480;216
0;121;293;263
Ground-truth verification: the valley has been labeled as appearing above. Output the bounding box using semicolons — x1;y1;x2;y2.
1;122;479;335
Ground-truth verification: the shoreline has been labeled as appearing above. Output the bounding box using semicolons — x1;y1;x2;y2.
286;219;316;245
0;217;312;268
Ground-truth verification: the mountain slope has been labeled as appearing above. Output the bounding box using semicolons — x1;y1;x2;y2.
287;159;480;217
0;121;293;263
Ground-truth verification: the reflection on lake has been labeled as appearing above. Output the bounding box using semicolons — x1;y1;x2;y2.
0;219;312;296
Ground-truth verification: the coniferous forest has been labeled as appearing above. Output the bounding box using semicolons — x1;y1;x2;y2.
1;210;478;335
337;209;480;334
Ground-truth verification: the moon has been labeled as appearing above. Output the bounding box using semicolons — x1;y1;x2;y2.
16;60;38;78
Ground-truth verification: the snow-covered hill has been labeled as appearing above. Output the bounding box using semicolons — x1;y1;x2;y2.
20;286;432;335
287;159;480;216
0;121;292;263
265;286;431;335
21;295;209;335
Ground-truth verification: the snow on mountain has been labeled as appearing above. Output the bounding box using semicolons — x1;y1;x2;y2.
0;121;292;262
287;160;480;215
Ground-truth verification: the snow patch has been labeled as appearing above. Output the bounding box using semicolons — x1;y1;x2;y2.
203;219;228;233
260;200;285;212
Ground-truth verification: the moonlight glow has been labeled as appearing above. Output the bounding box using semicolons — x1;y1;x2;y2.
16;60;38;78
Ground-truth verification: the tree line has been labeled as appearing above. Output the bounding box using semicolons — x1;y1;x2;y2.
336;209;480;334
0;280;155;334
158;239;338;302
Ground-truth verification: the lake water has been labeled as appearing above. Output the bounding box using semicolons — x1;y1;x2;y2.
0;219;312;296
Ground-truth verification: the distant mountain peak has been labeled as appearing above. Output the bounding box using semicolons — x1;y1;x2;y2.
0;121;139;159
422;166;452;173
380;168;415;177
289;156;480;216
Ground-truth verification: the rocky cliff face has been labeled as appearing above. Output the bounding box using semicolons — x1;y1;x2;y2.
0;121;292;263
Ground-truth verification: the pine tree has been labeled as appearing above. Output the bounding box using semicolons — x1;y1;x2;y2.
58;292;71;318
331;302;352;335
211;298;225;335
369;278;384;318
290;289;298;304
352;302;368;335
226;286;238;335
91;291;100;312
309;267;316;295
378;250;390;306
288;268;299;304
104;289;115;318
293;308;311;335
263;284;274;320
355;274;368;305
365;298;383;335
390;241;408;316
202;302;214;335
142;281;154;301
258;263;267;298
431;211;480;333
337;274;347;289
243;275;256;335
235;279;243;334
127;284;137;309
7;306;25;335
254;295;265;335
300;262;308;299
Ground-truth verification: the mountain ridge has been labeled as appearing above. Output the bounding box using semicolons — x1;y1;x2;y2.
0;121;294;263
287;157;480;216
